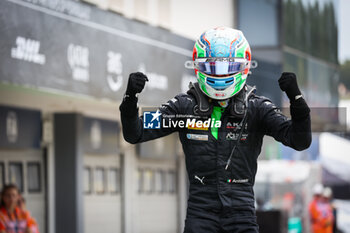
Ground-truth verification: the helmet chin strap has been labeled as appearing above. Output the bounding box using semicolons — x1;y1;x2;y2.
187;82;213;116
231;85;256;117
230;86;248;118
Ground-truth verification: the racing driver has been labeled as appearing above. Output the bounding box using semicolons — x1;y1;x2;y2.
119;27;311;232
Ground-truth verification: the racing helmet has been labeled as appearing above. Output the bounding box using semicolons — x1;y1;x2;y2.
185;27;252;100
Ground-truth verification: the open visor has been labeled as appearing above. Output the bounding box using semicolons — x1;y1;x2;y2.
185;58;250;76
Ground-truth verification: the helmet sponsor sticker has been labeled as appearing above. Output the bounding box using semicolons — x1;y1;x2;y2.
215;93;226;97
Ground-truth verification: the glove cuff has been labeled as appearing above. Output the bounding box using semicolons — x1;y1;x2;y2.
286;88;302;102
125;89;137;97
119;94;138;117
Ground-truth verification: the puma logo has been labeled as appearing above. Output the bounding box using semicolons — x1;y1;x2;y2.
194;175;205;185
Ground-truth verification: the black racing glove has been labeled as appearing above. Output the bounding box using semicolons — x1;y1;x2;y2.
125;72;149;97
278;72;309;120
278;72;302;102
120;72;148;116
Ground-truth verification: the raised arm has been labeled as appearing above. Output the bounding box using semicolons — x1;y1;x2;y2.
119;72;180;144
260;72;312;151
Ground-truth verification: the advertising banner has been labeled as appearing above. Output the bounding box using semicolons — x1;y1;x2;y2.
0;0;195;105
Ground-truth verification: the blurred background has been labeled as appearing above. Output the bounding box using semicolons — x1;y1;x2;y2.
0;0;349;232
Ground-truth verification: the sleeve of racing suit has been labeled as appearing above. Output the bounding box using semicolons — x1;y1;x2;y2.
260;97;312;151
119;95;181;144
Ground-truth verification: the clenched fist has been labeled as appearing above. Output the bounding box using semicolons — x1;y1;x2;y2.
278;72;302;102
125;72;149;97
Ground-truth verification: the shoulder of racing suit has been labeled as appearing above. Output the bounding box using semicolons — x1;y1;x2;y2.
162;85;282;123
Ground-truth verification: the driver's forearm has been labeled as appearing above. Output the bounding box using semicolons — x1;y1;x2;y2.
289;98;312;150
119;96;142;144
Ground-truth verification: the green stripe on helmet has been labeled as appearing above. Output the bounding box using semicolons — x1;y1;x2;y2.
198;72;206;82
235;42;247;58
195;42;206;58
197;77;210;96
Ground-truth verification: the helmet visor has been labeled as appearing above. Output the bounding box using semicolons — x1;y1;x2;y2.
185;58;249;76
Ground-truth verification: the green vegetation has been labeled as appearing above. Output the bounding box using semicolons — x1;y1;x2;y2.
283;0;338;64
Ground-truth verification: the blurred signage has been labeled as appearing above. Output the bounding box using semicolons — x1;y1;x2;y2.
67;44;90;83
106;51;123;92
0;105;41;149
11;36;46;65
82;117;120;154
19;0;91;20
0;0;194;105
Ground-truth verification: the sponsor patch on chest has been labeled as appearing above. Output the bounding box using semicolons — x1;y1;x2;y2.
186;133;208;141
187;124;209;131
226;132;248;141
226;121;247;130
227;178;249;183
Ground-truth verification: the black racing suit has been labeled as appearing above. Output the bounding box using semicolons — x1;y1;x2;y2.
119;85;311;233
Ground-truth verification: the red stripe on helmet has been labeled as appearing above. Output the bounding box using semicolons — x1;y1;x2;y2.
244;48;251;75
229;38;237;57
202;35;211;57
